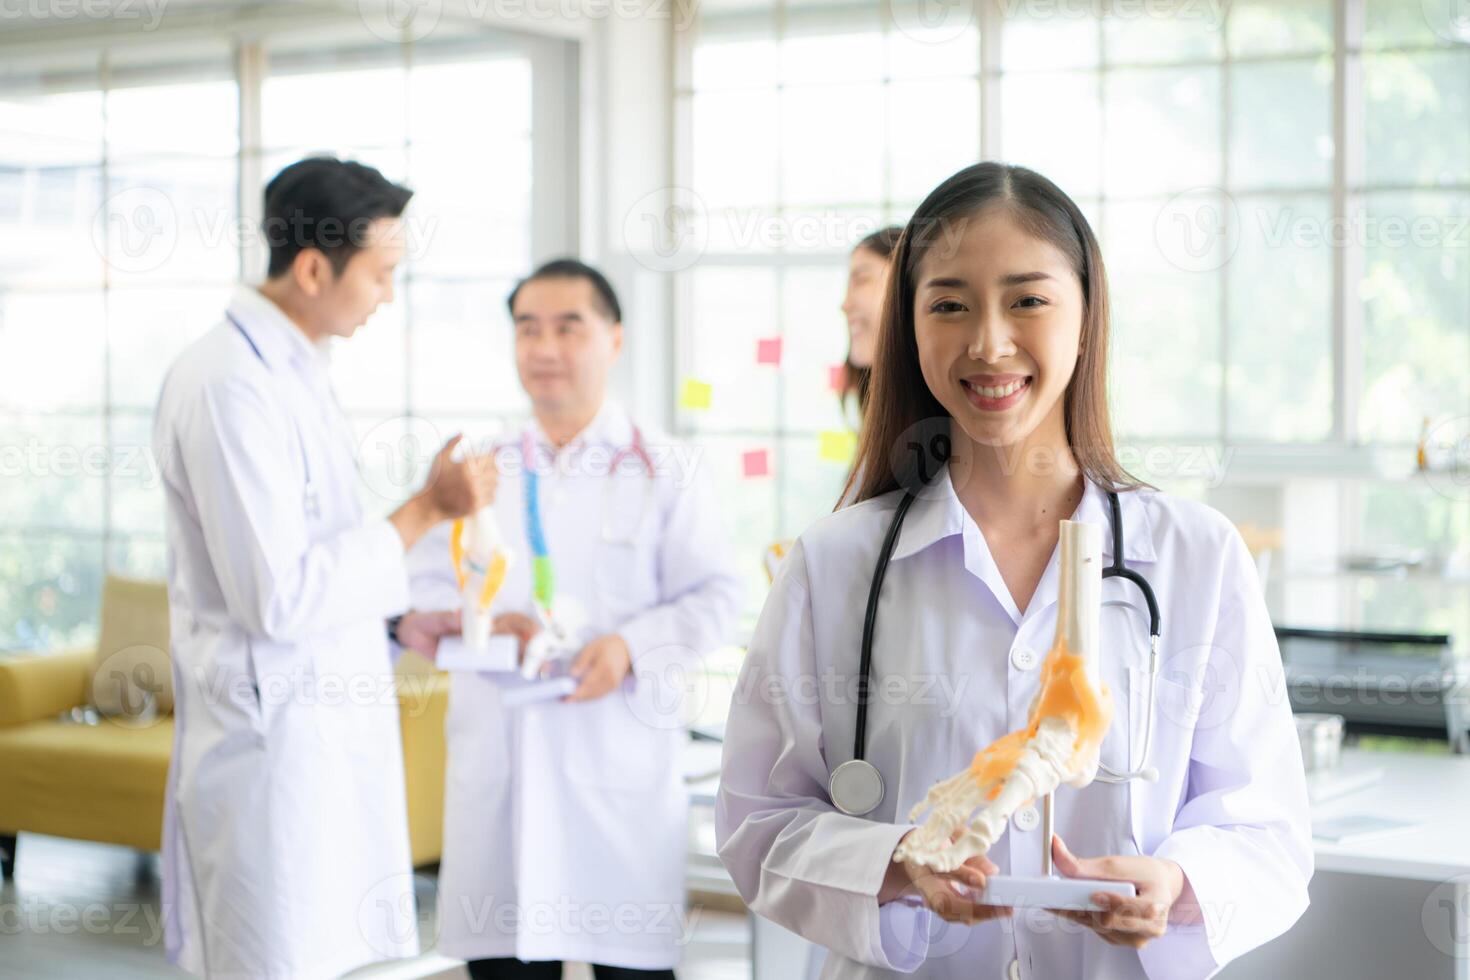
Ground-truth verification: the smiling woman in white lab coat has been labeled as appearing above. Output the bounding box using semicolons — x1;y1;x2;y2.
715;162;1313;980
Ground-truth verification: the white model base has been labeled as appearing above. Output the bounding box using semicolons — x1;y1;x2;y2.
435;635;518;673
977;875;1135;912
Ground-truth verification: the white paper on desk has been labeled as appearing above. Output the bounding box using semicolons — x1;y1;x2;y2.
435;635;518;673
1312;815;1420;844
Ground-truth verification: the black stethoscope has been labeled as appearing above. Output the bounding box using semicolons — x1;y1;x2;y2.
226;311;322;521
828;487;1164;817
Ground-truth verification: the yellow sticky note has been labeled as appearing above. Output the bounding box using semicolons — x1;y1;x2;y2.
818;429;857;463
680;378;713;411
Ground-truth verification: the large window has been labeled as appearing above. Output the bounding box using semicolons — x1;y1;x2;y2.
675;0;1470;635
0;35;544;652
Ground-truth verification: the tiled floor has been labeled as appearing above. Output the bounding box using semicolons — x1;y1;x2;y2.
0;833;753;980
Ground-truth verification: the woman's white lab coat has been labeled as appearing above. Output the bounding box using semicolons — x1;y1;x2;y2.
406;402;743;968
716;469;1312;980
154;286;418;980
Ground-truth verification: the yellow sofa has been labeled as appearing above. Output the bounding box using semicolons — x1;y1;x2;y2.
0;576;449;878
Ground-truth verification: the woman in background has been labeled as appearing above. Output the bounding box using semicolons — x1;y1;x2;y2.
838;226;902;428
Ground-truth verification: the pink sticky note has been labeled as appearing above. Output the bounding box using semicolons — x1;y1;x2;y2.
756;337;783;366
829;363;847;393
742;448;771;478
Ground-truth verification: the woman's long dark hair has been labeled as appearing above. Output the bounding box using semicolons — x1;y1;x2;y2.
841;225;903;416
842;162;1141;506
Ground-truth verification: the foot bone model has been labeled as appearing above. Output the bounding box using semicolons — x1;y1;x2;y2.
894;519;1113;873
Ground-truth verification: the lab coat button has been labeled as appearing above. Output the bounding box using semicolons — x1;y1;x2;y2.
1007;957;1022;980
1010;646;1037;670
1013;805;1040;831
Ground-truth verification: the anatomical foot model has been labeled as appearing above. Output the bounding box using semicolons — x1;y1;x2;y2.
451;510;512;649
894;520;1113;873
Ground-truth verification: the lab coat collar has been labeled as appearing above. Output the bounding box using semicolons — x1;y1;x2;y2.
226;285;330;374
527;400;634;456
887;467;1158;566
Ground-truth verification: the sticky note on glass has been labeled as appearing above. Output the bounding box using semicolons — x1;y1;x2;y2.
818;430;857;463
680;378;713;411
742;448;770;478
756;337;783;366
828;364;847;393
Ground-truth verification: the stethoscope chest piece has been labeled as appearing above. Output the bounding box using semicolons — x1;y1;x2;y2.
829;758;885;816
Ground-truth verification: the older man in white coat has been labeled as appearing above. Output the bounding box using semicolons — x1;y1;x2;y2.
405;259;743;980
154;157;497;980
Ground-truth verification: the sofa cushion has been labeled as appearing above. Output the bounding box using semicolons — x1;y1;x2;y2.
92;576;173;718
0;717;173;851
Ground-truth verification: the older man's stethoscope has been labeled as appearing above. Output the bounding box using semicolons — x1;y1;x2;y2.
519;426;656;546
829;489;1164;817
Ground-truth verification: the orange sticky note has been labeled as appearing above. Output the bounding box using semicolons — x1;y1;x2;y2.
756;337;783;366
742;448;770;478
828;363;847;393
819;430;857;463
679;378;713;411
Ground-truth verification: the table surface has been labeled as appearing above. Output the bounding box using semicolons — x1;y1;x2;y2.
685;745;1470;884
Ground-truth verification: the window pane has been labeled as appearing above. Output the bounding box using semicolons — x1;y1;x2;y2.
1226;194;1332;441
697;434;776;615
1227;0;1332;56
886;79;980;203
1363;0;1466;48
0;415;106;531
0;164;104;291
106;80;238;160
103;157;238;286
262;66;407;151
1002;70;1102;198
781;24;884;86
681;266;778;432
1101;4;1224;65
780;265;849;432
780;84;885;207
408;139;531;278
0;291;105;412
1104;199;1222;439
108;414;163;536
408;58;531;145
780;435;850;537
1363;51;1470;187
1358;192;1470;442
886;24;979;80
0;532;104;651
692;89;778;208
1104;67;1220;197
0;89;103;167
108;285;228;409
769;205;886;256
1002;8;1099;71
693;33;779;91
1229;58;1333;191
332;298;406;415
408;279;524;416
